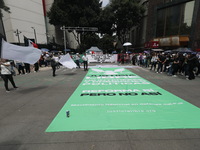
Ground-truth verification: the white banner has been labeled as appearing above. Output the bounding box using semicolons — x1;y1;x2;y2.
1;39;42;64
59;53;77;69
87;54;118;63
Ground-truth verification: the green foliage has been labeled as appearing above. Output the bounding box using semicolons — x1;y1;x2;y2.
98;6;115;35
98;34;115;53
79;32;100;53
100;0;145;44
0;0;10;18
47;0;102;27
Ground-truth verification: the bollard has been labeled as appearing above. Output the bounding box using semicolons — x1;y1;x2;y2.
66;110;70;117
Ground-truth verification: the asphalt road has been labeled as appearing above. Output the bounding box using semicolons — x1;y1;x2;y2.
0;64;200;150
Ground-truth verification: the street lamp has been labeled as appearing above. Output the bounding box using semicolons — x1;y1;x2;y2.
60;25;67;54
31;27;37;44
14;29;22;44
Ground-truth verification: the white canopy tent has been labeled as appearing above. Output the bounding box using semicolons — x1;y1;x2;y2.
86;46;103;53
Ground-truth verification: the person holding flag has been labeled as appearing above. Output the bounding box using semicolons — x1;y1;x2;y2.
0;36;42;65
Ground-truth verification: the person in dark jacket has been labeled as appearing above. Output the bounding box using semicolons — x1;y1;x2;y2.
187;53;198;80
50;55;57;77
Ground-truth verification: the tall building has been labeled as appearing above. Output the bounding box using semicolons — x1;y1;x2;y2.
1;0;47;45
145;0;200;51
130;0;149;49
1;0;78;50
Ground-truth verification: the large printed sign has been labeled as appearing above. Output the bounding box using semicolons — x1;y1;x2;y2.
46;68;200;132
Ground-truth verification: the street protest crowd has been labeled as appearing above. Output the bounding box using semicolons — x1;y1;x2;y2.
118;51;200;80
1;51;200;79
0;51;88;92
1;49;200;92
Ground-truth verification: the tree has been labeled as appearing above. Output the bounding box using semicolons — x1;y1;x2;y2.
79;32;100;52
98;6;115;36
98;34;115;53
0;0;10;18
100;0;145;45
47;0;102;46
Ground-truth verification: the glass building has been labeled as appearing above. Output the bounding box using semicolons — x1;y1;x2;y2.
145;0;200;51
156;1;194;37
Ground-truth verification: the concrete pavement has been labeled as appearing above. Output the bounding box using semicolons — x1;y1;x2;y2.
0;64;200;150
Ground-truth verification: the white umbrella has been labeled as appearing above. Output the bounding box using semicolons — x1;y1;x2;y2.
123;42;132;46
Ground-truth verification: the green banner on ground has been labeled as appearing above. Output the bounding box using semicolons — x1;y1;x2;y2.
46;68;200;132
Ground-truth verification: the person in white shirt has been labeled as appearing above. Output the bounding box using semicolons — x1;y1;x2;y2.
0;59;18;92
82;53;88;71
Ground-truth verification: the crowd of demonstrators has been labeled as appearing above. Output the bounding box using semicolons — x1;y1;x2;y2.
0;50;91;92
116;51;200;80
118;53;132;64
145;52;199;80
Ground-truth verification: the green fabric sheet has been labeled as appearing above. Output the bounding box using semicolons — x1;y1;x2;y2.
46;68;200;132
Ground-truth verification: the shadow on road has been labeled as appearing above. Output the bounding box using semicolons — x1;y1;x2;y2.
63;73;77;76
0;140;24;150
18;86;48;94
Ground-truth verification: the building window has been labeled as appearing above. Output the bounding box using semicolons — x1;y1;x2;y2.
156;0;195;37
165;4;182;36
156;9;165;37
179;1;194;35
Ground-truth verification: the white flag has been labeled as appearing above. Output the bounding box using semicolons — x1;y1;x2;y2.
59;53;77;69
1;39;42;64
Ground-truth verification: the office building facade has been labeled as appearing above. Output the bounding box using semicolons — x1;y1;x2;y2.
146;0;200;51
0;0;78;49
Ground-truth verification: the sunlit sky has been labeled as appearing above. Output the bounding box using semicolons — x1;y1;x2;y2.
102;0;109;7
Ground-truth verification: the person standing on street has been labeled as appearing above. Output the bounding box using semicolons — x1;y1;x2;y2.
24;63;31;74
50;55;57;77
157;53;166;73
82;53;88;71
34;61;39;72
15;60;25;75
0;59;18;92
187;53;198;80
75;53;81;68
